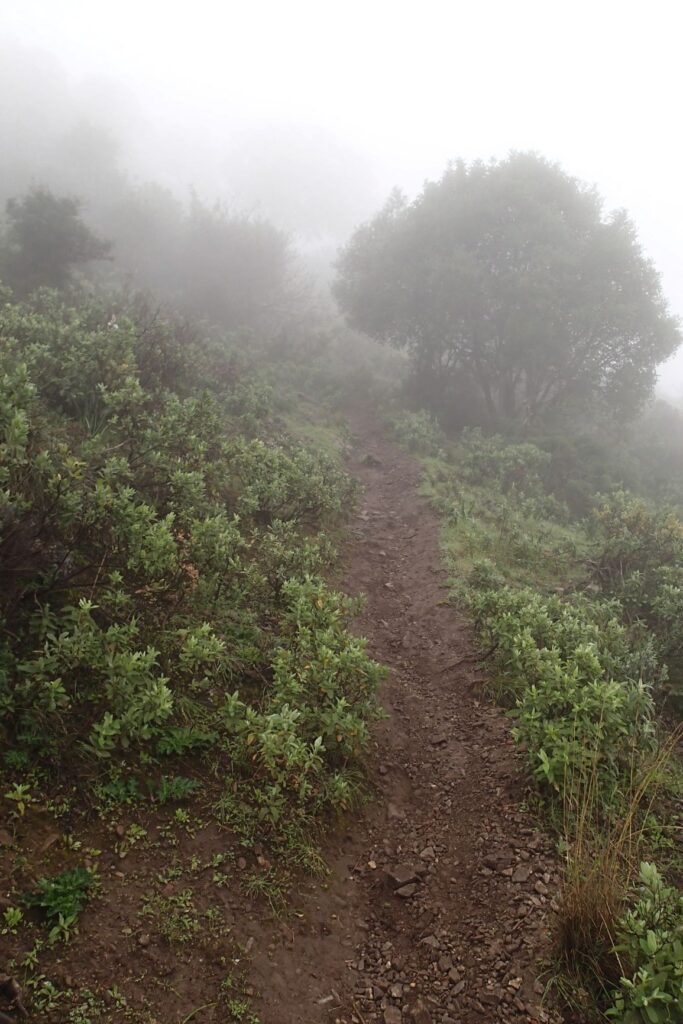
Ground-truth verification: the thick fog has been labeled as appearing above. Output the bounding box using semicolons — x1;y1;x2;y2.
2;0;682;389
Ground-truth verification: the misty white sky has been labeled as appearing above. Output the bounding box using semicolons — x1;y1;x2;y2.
3;0;682;391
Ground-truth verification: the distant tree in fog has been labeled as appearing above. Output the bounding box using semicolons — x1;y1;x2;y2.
100;189;292;333
178;195;291;331
1;187;110;295
334;153;681;427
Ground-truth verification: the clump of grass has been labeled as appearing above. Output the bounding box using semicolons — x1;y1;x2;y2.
556;728;682;1010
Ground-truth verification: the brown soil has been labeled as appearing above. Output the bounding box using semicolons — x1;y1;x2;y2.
0;411;562;1024
249;411;562;1024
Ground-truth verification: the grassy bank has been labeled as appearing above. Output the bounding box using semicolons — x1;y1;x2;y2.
390;408;683;1023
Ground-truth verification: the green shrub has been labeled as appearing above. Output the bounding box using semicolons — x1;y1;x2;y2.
608;861;683;1023
458;428;551;497
0;287;380;853
468;585;658;795
593;492;683;659
217;576;385;839
389;409;445;455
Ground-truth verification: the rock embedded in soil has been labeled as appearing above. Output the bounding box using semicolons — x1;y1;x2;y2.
395;882;419;898
385;864;418;889
511;864;532;883
410;998;432;1023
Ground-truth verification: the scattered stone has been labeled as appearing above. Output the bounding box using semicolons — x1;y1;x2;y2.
511;863;532;883
138;933;151;947
410;998;432;1024
419;846;435;861
385;864;418;889
384;1008;402;1024
395;883;419;898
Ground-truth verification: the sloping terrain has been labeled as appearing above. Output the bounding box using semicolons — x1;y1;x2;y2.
0;409;563;1024
249;411;562;1024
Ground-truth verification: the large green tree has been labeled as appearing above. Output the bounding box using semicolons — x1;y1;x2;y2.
1;187;110;295
334;153;680;427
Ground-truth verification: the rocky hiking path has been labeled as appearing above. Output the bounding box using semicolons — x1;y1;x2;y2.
250;412;563;1024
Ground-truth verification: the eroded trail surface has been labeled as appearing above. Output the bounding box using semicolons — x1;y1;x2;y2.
252;413;562;1024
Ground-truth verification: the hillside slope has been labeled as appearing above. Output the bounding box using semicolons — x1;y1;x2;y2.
249;410;562;1024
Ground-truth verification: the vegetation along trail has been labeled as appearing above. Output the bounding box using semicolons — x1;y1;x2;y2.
251;410;562;1024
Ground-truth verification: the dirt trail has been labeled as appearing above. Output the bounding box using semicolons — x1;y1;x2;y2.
251;412;562;1024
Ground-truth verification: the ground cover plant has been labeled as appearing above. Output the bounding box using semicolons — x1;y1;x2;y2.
0;285;385;1018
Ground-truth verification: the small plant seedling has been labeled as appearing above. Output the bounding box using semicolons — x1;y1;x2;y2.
4;782;36;816
23;866;95;943
155;774;201;803
1;906;23;934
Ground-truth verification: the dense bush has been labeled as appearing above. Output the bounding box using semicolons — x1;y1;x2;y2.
217;577;384;838
389;409;445;455
592;492;683;659
468;583;659;794
609;861;683;1023
449;437;682;1018
541;433;631;517
418;427;580;594
0;286;380;843
458;429;551;497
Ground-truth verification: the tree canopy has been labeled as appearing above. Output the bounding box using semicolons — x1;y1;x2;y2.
334;153;681;428
1;187;110;295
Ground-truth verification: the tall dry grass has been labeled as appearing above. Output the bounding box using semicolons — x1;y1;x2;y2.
557;725;683;1000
